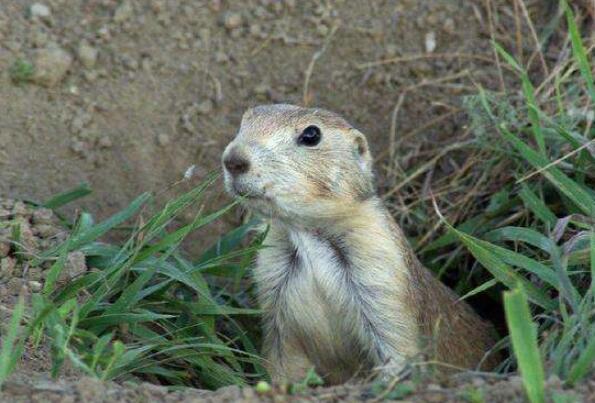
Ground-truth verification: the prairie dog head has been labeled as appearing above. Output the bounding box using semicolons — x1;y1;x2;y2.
222;104;375;224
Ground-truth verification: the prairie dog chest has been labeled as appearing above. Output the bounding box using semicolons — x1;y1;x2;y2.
254;228;370;370
256;229;347;325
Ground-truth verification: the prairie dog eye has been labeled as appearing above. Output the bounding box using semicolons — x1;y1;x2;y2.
297;125;322;147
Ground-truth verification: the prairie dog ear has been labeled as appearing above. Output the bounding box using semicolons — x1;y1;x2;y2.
241;108;256;123
351;129;373;173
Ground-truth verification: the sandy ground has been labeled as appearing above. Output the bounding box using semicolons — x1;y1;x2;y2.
0;0;540;250
1;0;591;401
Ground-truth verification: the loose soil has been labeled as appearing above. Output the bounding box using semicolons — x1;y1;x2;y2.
0;0;547;249
1;0;591;401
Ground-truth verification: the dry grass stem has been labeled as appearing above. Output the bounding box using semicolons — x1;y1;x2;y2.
303;24;339;106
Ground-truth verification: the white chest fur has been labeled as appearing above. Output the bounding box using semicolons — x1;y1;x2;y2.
254;224;417;381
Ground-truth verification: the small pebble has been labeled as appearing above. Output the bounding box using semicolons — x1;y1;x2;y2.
70;140;86;155
7;278;23;295
114;1;134;23
254;83;270;96
0;257;16;279
157;133;170;146
28;280;42;292
214;51;229;64
223;12;243;29
31;45;73;87
78;41;98;69
0;241;10;258
98;136;113;148
424;31;437;53
60;251;87;281
97;26;111;41
196;100;213;114
385;44;398;58
12;201;29;217
19;220;39;252
33;224;57;238
316;24;329;37
32;207;55;225
30;3;51;22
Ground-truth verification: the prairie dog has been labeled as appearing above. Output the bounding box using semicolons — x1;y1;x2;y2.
222;104;499;384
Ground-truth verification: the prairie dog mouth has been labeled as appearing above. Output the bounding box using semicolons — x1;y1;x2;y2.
229;181;264;200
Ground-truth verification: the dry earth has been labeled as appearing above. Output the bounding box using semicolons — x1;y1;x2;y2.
0;0;550;249
0;0;590;401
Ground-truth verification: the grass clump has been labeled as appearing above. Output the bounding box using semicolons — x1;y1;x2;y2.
0;173;265;390
424;1;594;398
9;59;34;85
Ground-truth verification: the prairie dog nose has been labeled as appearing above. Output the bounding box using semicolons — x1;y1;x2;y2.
223;147;251;175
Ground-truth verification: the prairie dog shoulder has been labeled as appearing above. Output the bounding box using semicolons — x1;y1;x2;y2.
222;104;498;384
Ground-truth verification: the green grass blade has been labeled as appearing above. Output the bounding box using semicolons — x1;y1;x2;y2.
500;125;595;216
43;239;73;294
504;287;545;403
493;41;545;155
198;219;259;263
79;312;175;328
441;220;555;309
0;293;26;387
485;226;557;254
459;278;498;301
562;0;595;103
567;336;595;385
69;193;152;250
485;242;559;288
519;184;557;227
591;229;595;299
43;183;93;209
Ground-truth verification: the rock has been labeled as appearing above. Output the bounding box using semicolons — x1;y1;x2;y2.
254;83;270;96
28;280;42;292
70;111;92;134
70;140;86;155
424;31;437;53
196;100;213;115
385;44;398;58
98;136;113;148
138;383;168;400
34;224;58;238
214;51;229;64
0;257;16;279
75;377;106;402
19;220;39;253
32;208;54;225
29;3;51;22
58;251;87;281
28;267;43;281
120;54;139;70
7;278;23;295
31;46;73;87
249;24;262;37
97;26;111;41
114;1;134;23
0;241;10;258
223;12;243;30
12;201;29;218
30;29;49;48
77;41;98;69
316;24;329;37
157;133;170;146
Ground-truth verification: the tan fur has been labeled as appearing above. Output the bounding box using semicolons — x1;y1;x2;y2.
222;104;499;385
